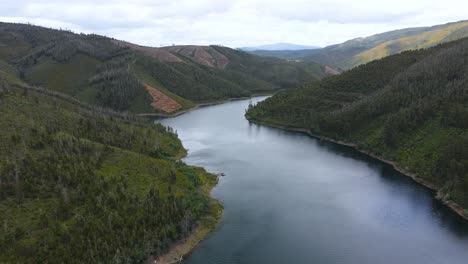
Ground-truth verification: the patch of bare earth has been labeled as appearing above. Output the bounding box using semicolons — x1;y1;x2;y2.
112;40;230;69
144;84;182;113
161;46;229;69
149;225;207;264
112;40;183;63
324;65;340;75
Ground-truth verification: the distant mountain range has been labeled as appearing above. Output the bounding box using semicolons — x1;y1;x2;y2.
240;42;320;51
249;20;468;70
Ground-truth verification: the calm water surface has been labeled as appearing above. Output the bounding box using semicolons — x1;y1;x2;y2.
159;97;468;264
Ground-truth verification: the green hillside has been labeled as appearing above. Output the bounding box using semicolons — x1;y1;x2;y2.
247;38;468;212
246;49;316;60
126;44;330;103
249;20;468;70
0;22;329;114
0;73;221;262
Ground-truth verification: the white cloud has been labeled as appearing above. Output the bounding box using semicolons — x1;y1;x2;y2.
0;0;466;47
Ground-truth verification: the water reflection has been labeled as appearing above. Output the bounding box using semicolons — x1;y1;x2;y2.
159;97;468;264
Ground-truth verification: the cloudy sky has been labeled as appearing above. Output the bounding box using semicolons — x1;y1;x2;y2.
0;0;466;48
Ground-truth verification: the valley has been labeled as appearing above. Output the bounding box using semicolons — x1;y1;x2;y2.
0;15;467;264
247;37;468;218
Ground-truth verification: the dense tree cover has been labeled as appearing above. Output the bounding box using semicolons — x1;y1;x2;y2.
0;22;328;112
0;79;220;263
90;56;152;111
247;38;468;209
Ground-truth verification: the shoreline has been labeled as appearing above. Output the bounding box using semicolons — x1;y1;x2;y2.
150;167;223;264
137;93;274;118
151;200;223;264
247;118;468;221
146;95;271;263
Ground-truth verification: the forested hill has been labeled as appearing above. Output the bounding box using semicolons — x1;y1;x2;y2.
0;22;331;115
249;20;468;70
247;38;468;213
0;69;221;262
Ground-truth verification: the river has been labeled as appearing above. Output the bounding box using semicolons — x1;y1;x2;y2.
159;96;468;264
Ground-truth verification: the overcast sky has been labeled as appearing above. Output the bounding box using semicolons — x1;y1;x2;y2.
0;0;466;48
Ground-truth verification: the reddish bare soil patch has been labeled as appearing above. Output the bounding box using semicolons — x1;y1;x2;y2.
112;40;183;63
161;46;229;69
324;65;340;75
113;41;230;69
144;84;182;113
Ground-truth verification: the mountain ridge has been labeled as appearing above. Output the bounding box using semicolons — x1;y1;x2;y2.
248;20;468;69
0;22;332;115
240;42;320;51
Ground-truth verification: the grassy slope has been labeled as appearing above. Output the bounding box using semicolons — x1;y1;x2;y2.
326;21;468;69
0;75;220;262
250;20;468;70
247;38;468;213
24;54;99;102
0;59;18;83
351;21;468;67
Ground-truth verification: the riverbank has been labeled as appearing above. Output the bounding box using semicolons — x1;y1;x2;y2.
151;200;223;264
149;166;223;264
138;93;273;118
247;118;468;221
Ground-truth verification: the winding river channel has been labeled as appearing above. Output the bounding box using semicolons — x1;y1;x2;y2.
159;96;468;264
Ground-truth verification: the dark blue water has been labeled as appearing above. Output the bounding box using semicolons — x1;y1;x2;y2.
159;97;468;264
